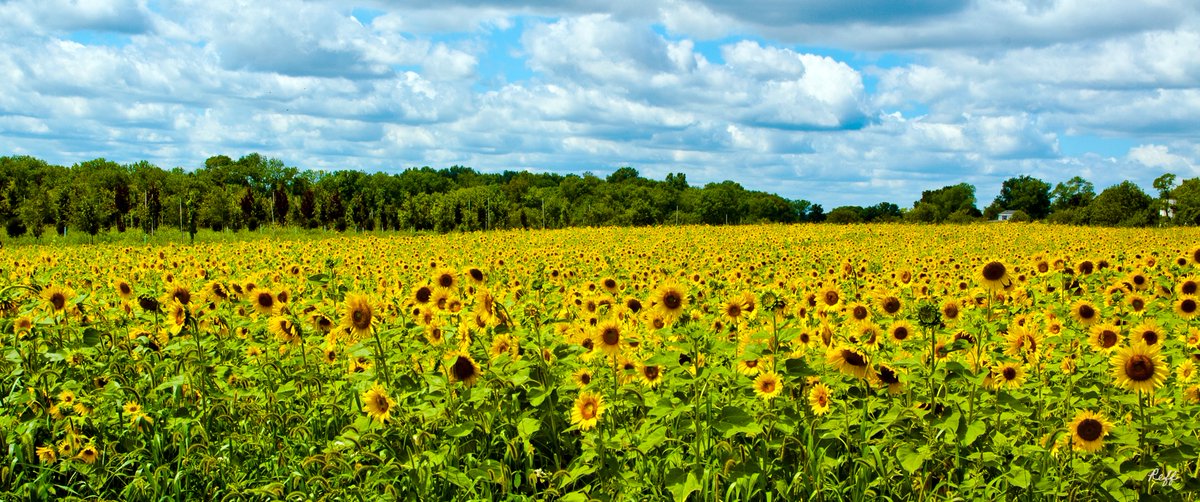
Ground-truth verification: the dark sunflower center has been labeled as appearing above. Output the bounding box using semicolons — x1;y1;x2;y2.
1002;367;1017;380
582;402;596;418
1079;261;1094;274
601;327;620;345
852;306;868;320
663;291;682;310
643;366;659;379
469;269;484;282
653;318;665;329
893;327;909;340
882;297;900;314
452;356;477;380
1183;299;1198;314
1101;330;1118;348
761;381;776;393
119;283;132;295
50;293;66;310
1133;275;1146;285
580;373;592;385
627;299;642;313
352;308;370;329
944;305;959;319
604;279;616;289
1077;418;1103;442
1079;305;1095;319
982;262;1007;281
374;395;389;412
257;293;274;308
438;274;454;288
841;349;867;367
415;287;432;303
879;366;899;384
746;359;758;368
1125;355;1155;381
1183;282;1198;295
1131;298;1145;310
174;290;191;304
824;291;839;305
1142;331;1158;345
1037;263;1049;273
726;304;741;317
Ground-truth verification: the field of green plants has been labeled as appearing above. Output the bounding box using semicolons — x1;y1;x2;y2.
1;223;1198;500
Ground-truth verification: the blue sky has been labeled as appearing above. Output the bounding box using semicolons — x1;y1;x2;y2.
0;0;1196;208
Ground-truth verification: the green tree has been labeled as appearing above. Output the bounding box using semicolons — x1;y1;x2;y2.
826;206;864;224
987;175;1051;219
1050;176;1095;211
916;183;978;222
1089;181;1154;226
1172;178;1200;226
19;191;51;239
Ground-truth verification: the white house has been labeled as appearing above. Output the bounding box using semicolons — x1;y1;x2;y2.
997;210;1016;222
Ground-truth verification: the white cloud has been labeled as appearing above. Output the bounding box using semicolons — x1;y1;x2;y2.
1129;144;1198;174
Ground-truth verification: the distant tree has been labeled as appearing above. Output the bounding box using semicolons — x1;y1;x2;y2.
1172;177;1200;225
113;183;131;232
300;188;317;228
807;204;826;222
987;175;1051;219
1089;181;1154;226
917;183;978;222
826;206;864;224
1050;176;1095;211
272;184;289;225
19;191;50;239
947;208;980;224
904;202;938;223
862;202;901;222
607;167;640;184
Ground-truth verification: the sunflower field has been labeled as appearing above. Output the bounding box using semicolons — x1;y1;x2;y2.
2;223;1200;500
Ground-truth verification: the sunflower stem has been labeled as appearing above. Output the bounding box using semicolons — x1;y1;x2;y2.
372;328;392;388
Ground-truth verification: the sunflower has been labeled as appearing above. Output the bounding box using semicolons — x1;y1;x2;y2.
721;296;745;321
571;391;605;431
41;285;73;313
1110;343;1169;394
466;267;486;285
1068;410;1113;453
489;333;520;360
572;367;594;388
1004;325;1042;360
1088;323;1122;352
13;314;33;336
992;362;1026;390
639;363;663;388
1177;359;1196;383
76;444;100;464
342;294;375;339
978;261;1010;289
361;382;395;424
35;445;56;464
736;357;763;376
600;277;619;294
1069;300;1100;326
817;285;842;309
940;299;961;323
853;322;882;350
1176;296;1199;320
433;268;458;291
827;346;872;380
876;294;902;316
876;364;905;394
808;383;833;415
411;285;434;305
447;351;481;386
268;315;297;343
251;290;278;316
1130;319;1162;347
887;320;914;344
593;319;625;356
753;371;783;401
165;283;192;306
114;279;135;300
651;282;688;319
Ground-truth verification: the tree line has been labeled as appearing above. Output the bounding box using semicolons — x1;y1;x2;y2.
0;153;1192;242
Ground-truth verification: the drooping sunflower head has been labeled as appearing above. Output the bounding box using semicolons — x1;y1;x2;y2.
165;283;191;306
1068;410;1113;453
827;346;872;380
1110;343;1168;394
448;351;481;386
752;371;783;401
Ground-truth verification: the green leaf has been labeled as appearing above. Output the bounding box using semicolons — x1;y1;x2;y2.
665;468;702;502
962;419;986;446
445;422;474;438
1101;478;1137;502
714;405;762;438
898;444;927;474
517;417;540;438
307;273;329;284
1007;466;1030;489
81;327;102;347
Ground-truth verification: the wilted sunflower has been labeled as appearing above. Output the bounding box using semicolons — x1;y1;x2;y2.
1068;410;1113;453
1088;323;1122;352
361;382;395;424
342;294;375;339
447;351;481;386
977;261;1010;290
753;371;783;401
1176;296;1199;320
1069;300;1100;326
41;285;72;313
828;346;872;380
651;282;688;319
808;383;832;415
1110;343;1168;394
571;391;604;431
35;445;56;464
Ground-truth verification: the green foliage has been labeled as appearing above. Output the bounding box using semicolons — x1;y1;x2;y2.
1173;178;1200;225
987;175;1051;220
917;183;979;222
1089;181;1154;227
1051;176;1096;211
